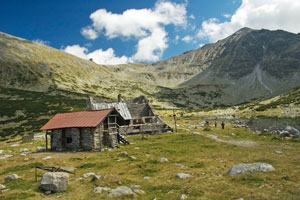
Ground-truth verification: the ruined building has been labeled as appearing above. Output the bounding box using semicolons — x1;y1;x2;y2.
40;95;172;151
40;108;128;151
86;95;173;135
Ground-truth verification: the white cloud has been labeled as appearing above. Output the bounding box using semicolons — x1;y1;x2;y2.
79;0;187;62
182;35;193;43
32;39;50;45
189;14;195;19
198;0;300;42
63;45;129;65
223;14;231;18
80;27;98;40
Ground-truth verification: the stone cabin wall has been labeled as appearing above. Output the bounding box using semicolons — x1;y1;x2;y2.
50;122;119;151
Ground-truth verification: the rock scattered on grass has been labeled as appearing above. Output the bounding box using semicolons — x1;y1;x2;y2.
160;157;169;162
83;172;96;178
227;163;275;175
42;156;52;160
0;184;6;190
130;185;141;189
120;151;128;156
39;172;69;193
129;156;136;160
144;176;150;180
20;148;29;152
176;173;192;179
94;186;111;193
11;144;19;147
174;163;185;168
108;186;135;198
4;174;20;183
181;194;188;200
274;150;282;154
0;155;13;159
0;150;3;154
133;189;145;194
37;147;46;152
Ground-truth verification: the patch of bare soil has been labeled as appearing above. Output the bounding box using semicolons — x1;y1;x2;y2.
193;131;258;147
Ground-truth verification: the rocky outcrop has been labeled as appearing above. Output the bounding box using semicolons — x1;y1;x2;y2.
39;172;69;192
227;163;275;175
4;174;20;183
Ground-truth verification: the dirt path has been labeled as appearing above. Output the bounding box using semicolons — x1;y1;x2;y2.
193;131;258;147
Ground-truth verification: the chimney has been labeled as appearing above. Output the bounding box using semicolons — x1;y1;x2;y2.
117;94;122;102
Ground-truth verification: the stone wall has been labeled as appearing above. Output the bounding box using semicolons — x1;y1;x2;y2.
93;124;104;151
51;129;63;151
80;128;94;150
65;128;80;151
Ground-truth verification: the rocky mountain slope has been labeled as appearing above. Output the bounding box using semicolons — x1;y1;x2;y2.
175;28;300;105
1;28;300;137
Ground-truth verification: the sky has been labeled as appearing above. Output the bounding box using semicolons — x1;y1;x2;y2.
1;0;300;65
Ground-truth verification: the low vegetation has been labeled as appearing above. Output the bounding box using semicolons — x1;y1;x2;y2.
1;115;300;199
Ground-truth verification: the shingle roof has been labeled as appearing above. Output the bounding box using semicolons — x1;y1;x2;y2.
40;109;113;130
91;102;132;120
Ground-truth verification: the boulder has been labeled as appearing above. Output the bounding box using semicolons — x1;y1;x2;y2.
94;186;111;193
176;173;192;179
160;157;169;162
4;174;20;183
227;163;275;175
284;126;300;138
108;186;135;198
39;172;69;192
0;184;6;190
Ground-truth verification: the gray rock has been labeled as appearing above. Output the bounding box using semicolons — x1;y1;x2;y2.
39;172;69;192
176;173;192;179
133;189;145;195
94;186;111;193
20;148;29;152
227;163;275;175
0;184;6;190
4;174;20;183
160;157;169;162
181;194;188;200
0;150;3;154
83;172;96;178
0;155;13;159
120;151;128;156
37;147;47;152
108;186;134;198
42;156;52;160
285;126;300;138
11;144;19;147
129;156;136;160
144;176;150;180
274;150;282;154
45;191;52;195
130;185;141;189
174;163;185;168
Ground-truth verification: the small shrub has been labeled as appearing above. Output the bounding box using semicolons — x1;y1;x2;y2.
191;162;205;168
78;163;96;169
203;127;212;131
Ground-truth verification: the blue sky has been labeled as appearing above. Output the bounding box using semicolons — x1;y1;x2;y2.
1;0;299;65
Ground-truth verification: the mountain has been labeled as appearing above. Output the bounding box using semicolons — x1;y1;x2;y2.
1;28;300;137
155;28;300;106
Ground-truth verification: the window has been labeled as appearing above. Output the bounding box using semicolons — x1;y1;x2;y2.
66;137;72;144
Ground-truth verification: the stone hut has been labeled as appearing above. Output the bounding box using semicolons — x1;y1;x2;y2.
86;95;173;135
40;108;127;151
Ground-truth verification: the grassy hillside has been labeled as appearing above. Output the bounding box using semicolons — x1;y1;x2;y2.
1;117;300;199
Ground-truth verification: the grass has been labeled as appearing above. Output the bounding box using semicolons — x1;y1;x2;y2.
0;118;300;200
